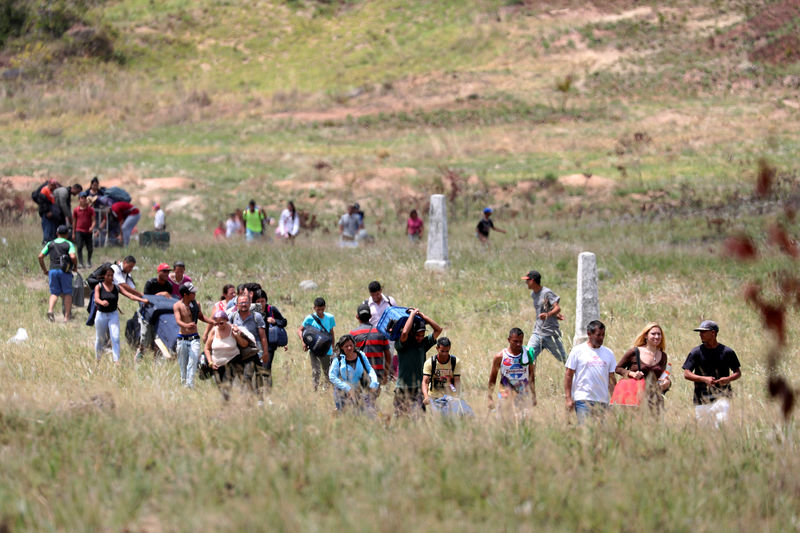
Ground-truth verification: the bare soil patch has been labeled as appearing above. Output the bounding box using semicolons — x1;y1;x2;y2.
716;0;800;65
559;173;616;194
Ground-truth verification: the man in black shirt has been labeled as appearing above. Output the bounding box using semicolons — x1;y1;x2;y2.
682;320;742;424
476;207;505;244
144;263;173;297
135;263;174;360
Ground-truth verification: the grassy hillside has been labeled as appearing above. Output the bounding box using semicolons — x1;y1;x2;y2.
2;1;800;530
2;0;799;228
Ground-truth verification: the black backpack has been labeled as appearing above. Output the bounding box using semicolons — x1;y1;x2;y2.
86;262;114;291
47;240;73;273
430;355;457;389
31;182;50;215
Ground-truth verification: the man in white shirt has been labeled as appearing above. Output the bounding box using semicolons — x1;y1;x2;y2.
112;255;142;298
153;203;166;230
365;280;397;327
365;280;399;378
564;320;616;424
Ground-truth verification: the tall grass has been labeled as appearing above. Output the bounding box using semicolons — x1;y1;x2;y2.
1;208;798;530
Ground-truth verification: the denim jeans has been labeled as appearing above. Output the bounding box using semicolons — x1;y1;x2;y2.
41;215;56;244
574;400;609;424
121;212;141;246
95;310;120;362
527;332;567;363
176;336;201;388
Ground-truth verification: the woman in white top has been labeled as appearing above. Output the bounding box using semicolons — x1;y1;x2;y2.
205;310;251;399
276;201;300;240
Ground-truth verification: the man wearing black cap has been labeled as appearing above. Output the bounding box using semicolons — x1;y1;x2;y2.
350;303;391;387
682;320;742;423
38;224;77;322
394;308;442;416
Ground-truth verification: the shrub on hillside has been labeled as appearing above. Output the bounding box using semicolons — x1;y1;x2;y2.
0;1;29;47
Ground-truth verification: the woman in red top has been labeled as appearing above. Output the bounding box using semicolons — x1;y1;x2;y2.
72;195;96;268
406;209;423;243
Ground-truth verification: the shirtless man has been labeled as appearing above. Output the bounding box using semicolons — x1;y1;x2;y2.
173;283;211;388
487;328;536;411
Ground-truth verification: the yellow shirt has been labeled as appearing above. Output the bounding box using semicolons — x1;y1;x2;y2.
422;356;460;399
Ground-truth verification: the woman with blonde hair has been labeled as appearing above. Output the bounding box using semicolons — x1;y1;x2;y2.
615;322;671;408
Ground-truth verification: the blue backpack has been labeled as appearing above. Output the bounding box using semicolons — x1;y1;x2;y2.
105;186;131;203
376;306;425;342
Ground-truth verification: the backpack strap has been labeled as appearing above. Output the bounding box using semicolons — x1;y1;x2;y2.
358;351;369;374
312;314;328;332
430;355;456;387
356;327;373;351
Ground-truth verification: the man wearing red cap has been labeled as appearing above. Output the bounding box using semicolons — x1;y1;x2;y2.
135;263;174;360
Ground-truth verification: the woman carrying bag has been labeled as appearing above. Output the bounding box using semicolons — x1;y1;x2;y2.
205;310;260;401
613;322;671;410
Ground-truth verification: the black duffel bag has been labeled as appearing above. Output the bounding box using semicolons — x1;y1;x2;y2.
302;326;332;357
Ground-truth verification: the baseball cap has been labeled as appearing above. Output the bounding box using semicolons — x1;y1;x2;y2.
173;260;185;268
56;224;69;235
212;309;228;321
152;202;160;210
414;321;427;333
693;320;719;332
521;270;541;283
157;263;171;272
357;303;371;319
179;282;198;295
483;207;493;214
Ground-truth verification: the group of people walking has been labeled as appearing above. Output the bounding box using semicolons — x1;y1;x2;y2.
38;233;743;423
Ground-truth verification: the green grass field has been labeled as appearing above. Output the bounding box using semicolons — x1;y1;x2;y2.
2;0;800;530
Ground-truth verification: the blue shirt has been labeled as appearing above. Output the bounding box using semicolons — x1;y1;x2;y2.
302;312;336;355
328;351;378;392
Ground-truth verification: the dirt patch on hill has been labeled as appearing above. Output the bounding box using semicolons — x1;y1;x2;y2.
272;167;423;201
559;173;616;194
716;0;800;65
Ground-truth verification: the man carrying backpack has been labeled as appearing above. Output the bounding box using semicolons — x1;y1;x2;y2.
421;337;461;405
32;179;59;244
394;308;442;416
37;225;77;322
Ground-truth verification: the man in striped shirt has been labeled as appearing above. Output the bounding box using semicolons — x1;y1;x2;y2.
350;303;391;390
